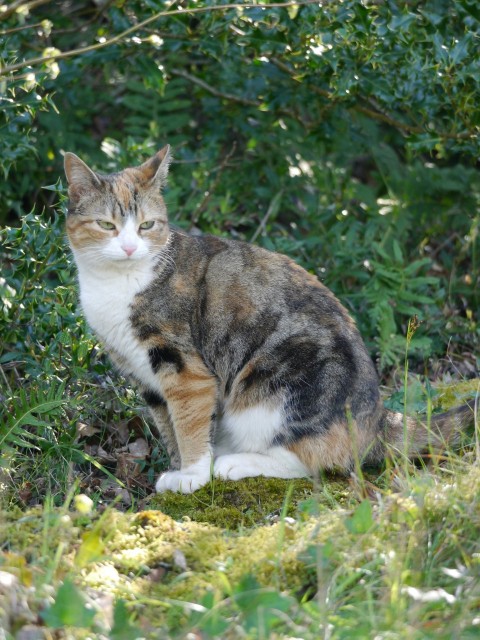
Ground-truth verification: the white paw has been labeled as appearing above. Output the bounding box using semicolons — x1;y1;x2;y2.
155;453;212;493
155;470;208;493
214;455;257;481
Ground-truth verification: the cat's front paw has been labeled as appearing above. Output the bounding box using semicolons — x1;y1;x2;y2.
155;468;210;494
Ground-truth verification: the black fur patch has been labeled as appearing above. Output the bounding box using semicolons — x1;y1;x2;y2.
137;324;162;341
241;365;278;392
142;389;167;407
148;346;184;373
273;423;320;446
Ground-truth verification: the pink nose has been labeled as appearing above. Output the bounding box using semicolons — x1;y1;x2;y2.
122;244;137;256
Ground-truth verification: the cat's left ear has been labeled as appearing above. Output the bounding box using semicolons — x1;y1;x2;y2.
137;145;171;187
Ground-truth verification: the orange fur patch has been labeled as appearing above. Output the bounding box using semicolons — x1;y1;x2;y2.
159;356;217;467
288;420;376;473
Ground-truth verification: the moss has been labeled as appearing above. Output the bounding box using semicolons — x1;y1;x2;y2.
149;476;324;528
434;378;480;411
3;453;480;638
3;378;476;635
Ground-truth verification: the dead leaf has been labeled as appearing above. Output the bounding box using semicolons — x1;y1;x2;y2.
76;422;100;439
128;438;149;459
116;452;142;480
96;446;116;463
112;419;130;445
148;566;169;582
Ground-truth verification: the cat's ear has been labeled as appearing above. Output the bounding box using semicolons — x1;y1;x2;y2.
64;152;102;193
137;145;171;187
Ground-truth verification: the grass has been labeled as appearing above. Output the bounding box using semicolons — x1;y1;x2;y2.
1;406;480;639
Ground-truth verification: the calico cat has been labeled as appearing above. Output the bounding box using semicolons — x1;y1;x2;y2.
64;146;473;493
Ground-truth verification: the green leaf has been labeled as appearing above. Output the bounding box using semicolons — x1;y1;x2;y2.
75;530;105;568
110;599;141;640
345;500;374;534
233;575;294;632
189;591;229;637
40;579;95;629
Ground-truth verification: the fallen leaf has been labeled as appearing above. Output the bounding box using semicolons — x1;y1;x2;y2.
76;422;100;439
128;437;149;459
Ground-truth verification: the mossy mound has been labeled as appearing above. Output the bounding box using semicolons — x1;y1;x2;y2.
148;476;352;528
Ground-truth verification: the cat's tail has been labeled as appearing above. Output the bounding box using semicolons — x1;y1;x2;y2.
376;402;476;462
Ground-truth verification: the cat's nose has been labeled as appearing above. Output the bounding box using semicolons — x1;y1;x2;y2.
122;244;137;256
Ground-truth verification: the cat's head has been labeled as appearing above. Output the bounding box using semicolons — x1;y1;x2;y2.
64;145;171;267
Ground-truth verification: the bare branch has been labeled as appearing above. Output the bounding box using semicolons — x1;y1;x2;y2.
190;142;238;228
170;67;311;127
0;21;44;36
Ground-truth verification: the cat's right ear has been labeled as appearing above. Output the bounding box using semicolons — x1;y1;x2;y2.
64;152;102;195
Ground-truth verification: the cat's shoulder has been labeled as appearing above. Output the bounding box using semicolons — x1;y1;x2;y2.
171;227;285;265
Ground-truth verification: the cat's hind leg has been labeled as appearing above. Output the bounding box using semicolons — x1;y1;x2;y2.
214;447;308;481
214;404;308;480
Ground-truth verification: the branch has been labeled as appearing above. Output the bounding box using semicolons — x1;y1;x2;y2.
0;21;44;36
0;0;51;22
0;1;318;77
269;56;475;142
170;68;260;108
170;67;312;127
190;142;238;228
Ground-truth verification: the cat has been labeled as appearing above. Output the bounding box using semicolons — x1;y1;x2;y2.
64;145;473;494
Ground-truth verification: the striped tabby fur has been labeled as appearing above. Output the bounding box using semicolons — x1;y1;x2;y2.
64;146;474;493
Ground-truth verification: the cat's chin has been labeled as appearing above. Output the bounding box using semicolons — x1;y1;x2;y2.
103;252;151;266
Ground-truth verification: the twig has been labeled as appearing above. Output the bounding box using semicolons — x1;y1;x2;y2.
428;232;460;260
170;68;260;108
52;0;122;36
0;21;44;36
0;1;319;77
270;56;475;141
189;142;238;228
250;189;283;243
475;381;479;463
0;364;13;396
0;0;51;22
170;67;309;126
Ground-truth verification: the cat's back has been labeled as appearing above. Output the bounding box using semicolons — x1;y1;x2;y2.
166;231;371;375
172;230;357;333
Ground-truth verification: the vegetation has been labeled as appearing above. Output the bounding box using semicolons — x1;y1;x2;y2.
2;456;480;638
0;0;479;638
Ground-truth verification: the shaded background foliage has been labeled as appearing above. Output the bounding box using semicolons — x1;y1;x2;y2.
0;0;479;501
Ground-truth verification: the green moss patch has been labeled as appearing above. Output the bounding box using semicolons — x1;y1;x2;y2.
147;476;356;528
2;460;480;638
149;477;312;527
434;378;480;411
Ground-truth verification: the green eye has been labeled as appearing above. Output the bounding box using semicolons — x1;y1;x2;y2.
97;220;116;230
139;220;155;230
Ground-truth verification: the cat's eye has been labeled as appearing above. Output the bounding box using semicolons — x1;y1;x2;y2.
139;220;155;230
97;220;116;230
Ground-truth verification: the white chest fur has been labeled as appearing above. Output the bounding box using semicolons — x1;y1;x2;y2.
77;262;160;390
